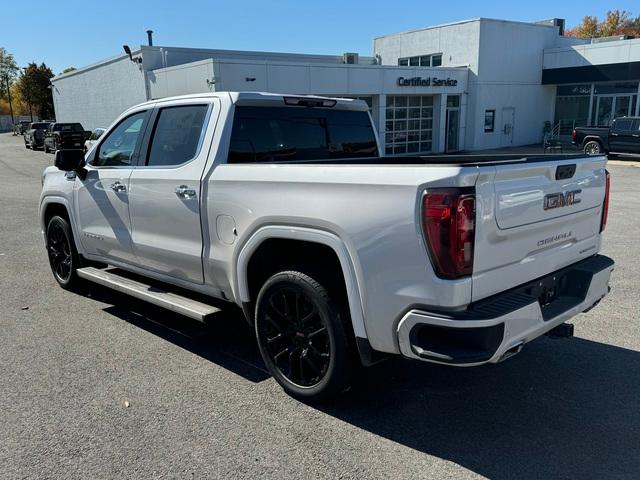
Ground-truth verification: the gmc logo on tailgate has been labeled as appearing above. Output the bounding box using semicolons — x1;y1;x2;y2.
544;189;582;210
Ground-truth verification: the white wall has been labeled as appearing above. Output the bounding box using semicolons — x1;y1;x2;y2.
149;59;215;99
51;55;147;130
471;20;562;149
544;38;640;69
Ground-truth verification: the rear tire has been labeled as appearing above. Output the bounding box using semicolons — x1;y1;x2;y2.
584;140;603;155
255;270;355;402
46;216;83;291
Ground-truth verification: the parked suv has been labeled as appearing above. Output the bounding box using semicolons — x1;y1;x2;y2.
24;122;52;150
40;92;614;400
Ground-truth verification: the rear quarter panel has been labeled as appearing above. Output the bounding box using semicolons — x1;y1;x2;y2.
205;163;479;354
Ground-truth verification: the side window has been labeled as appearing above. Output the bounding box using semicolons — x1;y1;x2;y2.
94;111;147;167
613;119;632;131
146;105;208;167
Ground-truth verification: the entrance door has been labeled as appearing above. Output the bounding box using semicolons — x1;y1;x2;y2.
445;109;460;152
501;107;515;146
128;100;215;284
74;109;150;265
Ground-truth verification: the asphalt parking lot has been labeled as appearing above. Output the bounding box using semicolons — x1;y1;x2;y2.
1;132;639;479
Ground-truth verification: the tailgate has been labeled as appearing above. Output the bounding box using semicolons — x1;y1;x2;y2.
60;132;85;145
472;156;607;301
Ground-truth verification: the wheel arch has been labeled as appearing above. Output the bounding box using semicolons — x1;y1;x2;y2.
235;226;368;343
582;136;604;148
40;196;84;255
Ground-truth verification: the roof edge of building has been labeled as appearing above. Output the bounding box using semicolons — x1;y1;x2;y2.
373;16;561;41
51;48;143;82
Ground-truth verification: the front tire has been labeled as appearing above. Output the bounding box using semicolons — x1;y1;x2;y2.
255;270;354;402
46;216;83;290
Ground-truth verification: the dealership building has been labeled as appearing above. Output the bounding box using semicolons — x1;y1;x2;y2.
52;17;640;154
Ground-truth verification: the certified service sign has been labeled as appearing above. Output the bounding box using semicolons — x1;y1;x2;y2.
397;76;458;87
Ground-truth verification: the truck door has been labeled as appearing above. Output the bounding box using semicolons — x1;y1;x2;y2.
127;100;217;284
74;110;151;264
608;118;635;153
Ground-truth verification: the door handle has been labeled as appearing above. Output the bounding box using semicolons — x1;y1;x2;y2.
110;181;126;193
175;185;197;199
633;134;640;138
611;132;619;136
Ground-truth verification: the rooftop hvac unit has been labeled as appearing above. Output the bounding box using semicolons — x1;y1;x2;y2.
343;53;359;64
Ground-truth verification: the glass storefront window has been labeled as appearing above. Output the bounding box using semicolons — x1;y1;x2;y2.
385;95;434;155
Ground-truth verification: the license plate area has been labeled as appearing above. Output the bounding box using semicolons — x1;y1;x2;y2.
524;269;589;321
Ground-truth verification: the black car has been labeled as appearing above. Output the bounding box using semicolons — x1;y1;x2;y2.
572;117;640;155
24;122;52;150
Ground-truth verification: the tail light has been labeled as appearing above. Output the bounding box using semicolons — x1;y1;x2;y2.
600;170;611;232
422;188;476;279
571;129;577;140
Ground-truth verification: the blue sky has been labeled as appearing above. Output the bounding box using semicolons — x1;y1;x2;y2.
4;0;638;75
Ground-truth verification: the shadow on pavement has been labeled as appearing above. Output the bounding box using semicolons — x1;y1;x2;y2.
86;286;640;479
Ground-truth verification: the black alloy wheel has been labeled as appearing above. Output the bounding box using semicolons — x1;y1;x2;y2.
46;216;82;290
255;270;354;401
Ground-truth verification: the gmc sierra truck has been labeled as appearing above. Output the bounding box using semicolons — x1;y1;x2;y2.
573;117;640;155
39;92;614;401
43;122;91;153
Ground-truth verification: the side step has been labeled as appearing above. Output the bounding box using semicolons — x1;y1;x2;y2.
77;267;221;322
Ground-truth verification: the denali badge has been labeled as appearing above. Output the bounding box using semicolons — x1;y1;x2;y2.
544;189;581;210
537;231;572;247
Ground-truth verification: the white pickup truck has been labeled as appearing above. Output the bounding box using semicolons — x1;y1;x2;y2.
40;92;614;401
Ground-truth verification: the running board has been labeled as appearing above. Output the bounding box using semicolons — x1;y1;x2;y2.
77;267;221;322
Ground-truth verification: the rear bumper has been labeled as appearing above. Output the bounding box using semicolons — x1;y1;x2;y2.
397;255;614;366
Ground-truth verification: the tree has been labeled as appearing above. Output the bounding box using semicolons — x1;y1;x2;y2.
0;47;19;121
565;10;640;38
15;62;55;120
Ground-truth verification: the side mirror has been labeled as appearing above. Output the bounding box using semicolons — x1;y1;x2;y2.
55;149;85;172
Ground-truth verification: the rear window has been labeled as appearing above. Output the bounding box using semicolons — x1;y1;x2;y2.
227;106;377;163
31;123;49;129
53;123;84;132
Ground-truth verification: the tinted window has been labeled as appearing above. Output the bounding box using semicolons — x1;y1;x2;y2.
53;123;83;132
146;105;208;167
228;106;377;163
94;112;146;167
31;123;49;129
614;119;633;131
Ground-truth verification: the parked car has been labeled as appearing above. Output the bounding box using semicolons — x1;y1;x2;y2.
43;122;91;153
40;92;614;401
14;120;31;136
83;127;106;153
572;117;640;155
24;122;52;150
